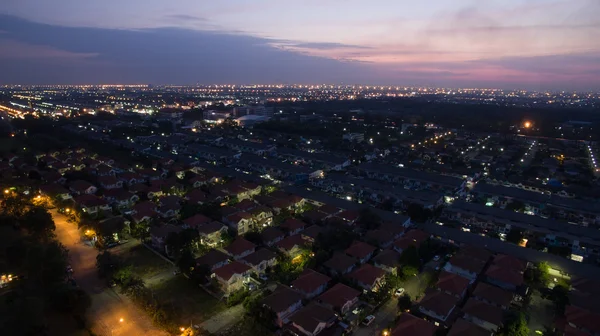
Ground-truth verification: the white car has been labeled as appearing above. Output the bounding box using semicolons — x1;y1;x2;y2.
433;255;440;261
362;315;375;326
394;288;405;297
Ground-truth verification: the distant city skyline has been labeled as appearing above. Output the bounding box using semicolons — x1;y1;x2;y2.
1;0;599;90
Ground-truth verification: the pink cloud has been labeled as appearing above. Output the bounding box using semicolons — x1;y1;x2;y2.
0;38;98;60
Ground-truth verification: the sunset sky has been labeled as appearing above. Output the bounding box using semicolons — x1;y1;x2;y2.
1;0;599;90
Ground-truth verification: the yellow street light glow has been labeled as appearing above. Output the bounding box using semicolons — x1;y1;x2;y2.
119;318;124;323
524;121;532;128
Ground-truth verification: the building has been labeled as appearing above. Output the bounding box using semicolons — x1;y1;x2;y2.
348;263;386;292
418;290;460;324
291;269;331;299
262;285;304;327
462;298;505;332
224;238;257;260
241;248;277;275
391;313;437;336
288;303;337;336
213;261;252;293
316;283;360;315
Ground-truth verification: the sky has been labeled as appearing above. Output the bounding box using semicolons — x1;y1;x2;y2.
0;0;599;90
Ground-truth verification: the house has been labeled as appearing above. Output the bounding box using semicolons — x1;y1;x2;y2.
234;199;258;212
462;298;505;332
156;196;182;219
291;269;331;299
183;213;212;229
196;249;230;271
280;218;306;236
224;238;256;260
316;283;360;315
335;210;360;226
345;241;376;264
213;261;252;293
324;253;357;276
250;205;273;228
348;263;386;292
418;290;460;324
39;184;72;201
276;235;307;257
261;227;285;247
131;201;158;223
393;229;429;254
118;172;145;186
444;254;487;281
289;303;337;336
448;318;491;336
241;248;277;274
185;188;207;205
98;176;123;190
263;285;304;327
150;224;182;254
197;221;227;246
365;229;395;249
223;212;253;235
301;225;323;243
472;282;513;310
484;254;526;292
435;271;471;299
563;305;600;336
378;221;406;239
373;249;401;275
189;173;212;188
74;194;110;214
103;189;139;209
69;180;97;195
391;313;437;336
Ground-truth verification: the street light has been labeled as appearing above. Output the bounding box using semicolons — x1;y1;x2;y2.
119;318;124;323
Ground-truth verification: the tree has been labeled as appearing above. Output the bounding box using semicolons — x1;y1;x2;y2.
506;200;526;212
177;249;196;275
221;228;236;246
550;283;570;315
506;228;524;245
499;312;529;336
406;203;432;223
21;206;56;239
130;221;151;240
357;208;381;230
96;251;122;279
244;231;263;246
399;245;420;268
397;294;412;311
399;265;419;280
525;261;551;288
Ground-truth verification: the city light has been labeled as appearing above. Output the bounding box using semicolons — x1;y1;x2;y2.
524;121;532;128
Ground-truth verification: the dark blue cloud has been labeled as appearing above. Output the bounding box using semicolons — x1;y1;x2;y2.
0;15;378;84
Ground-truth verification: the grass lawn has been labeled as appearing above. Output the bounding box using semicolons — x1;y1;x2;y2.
151;276;227;326
121;244;172;279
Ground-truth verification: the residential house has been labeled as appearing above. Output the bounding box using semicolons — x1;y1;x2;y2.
241;248;277;274
196;249;230;271
348;263;386;292
448;318;491;336
563;305;600;336
250;205;273;228
213;261;252;293
261;227;285;247
288;303;337;336
462;298;505;332
150;225;182;254
280;218;306;236
223;212;253;235
234;199;258;212
185;188;207;205
324;253;357;276
263;285;304;327
345;241;376;264
378;221;406;239
131;201;158;223
224;238;256;260
472;282;514;310
74;194;111;214
291;269;331;299
373;249;401;275
39;184;72;201
391;313;437;336
69;180;98;195
301;225;323;244
316;283;360;315
276;235;307;258
418;290;460;324
393;229;429;254
335;210;360;226
156;195;182;219
118;172;145;186
485;255;526;292
444;254;487;281
435;271;471;299
197;221;227;247
103;189;139;209
219;138;276;155
365;229;395;249
267;194;305;214
183;213;212;229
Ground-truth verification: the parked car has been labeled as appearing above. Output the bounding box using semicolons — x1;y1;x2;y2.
362;315;375;326
394;288;405;297
433;255;440;261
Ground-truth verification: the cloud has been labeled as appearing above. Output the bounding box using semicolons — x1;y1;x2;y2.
0;38;98;60
277;41;372;50
165;14;207;22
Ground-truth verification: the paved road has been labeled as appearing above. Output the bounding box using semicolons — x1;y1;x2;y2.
51;209;168;336
354;299;397;336
200;304;245;334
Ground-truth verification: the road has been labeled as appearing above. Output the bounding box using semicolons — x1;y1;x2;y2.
354;299;397;336
51;209;169;336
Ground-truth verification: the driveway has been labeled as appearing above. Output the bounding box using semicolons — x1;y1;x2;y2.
354;299;397;336
51;209;168;336
199;304;245;334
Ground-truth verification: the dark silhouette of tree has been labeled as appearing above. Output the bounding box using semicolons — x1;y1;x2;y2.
506;228;524;244
397;294;412;311
357;208;381;230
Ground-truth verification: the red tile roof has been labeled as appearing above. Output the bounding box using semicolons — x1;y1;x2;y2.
491;254;527;272
337;209;360;222
242;248;277;267
435;271;470;297
366;229;394;247
317;283;360;311
183;213;212;228
447;318;490;336
565;305;600;335
276;235;307;252
213;261;251;281
459;246;492;262
70;180;95;192
291;269;330;294
224;238;256;257
391;313;437;336
234;199;257;211
318;204;341;215
348;263;385;287
473;282;513;308
280;218;306;233
485;265;524;287
373;249;401;268
462;298;505;327
197;221;226;235
419;291;459;318
185;189;207;203
261;226;285;243
290;303;337;334
262;285;303;314
301;225;323;241
448;254;486;275
225;212;253;224
345;241;376;260
196;249;229;270
75;194;107;207
324;253;357;274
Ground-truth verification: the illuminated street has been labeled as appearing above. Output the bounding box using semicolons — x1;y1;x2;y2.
51;209;168;336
